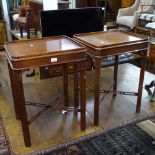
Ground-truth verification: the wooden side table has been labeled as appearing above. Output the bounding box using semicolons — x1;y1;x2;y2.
74;31;149;126
4;36;86;147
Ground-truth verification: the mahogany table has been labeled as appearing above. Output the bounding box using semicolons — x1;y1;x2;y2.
74;31;149;126
4;36;86;147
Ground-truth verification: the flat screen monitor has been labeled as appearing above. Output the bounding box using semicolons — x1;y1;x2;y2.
40;7;104;37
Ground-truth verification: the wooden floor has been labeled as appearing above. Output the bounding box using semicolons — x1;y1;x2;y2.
0;59;155;154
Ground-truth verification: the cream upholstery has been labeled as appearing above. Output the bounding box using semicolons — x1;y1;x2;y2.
13;14;19;21
116;0;155;29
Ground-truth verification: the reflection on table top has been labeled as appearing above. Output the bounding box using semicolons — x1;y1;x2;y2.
5;36;85;59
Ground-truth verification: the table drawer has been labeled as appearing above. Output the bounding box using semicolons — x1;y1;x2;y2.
40;57;93;79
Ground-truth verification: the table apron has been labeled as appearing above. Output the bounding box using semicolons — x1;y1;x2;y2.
87;42;148;57
8;53;86;70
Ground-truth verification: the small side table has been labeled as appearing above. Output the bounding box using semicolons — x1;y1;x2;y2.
74;31;149;126
5;35;87;147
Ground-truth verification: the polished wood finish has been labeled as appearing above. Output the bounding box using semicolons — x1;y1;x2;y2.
5;36;86;147
74;31;149;126
5;36;86;69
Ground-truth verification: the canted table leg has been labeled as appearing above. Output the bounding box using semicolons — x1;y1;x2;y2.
15;69;31;147
7;63;20;120
74;62;79;107
136;50;147;113
113;55;118;96
63;64;68;107
94;58;101;126
80;62;86;130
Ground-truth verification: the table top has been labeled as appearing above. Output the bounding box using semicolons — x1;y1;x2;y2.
5;35;86;69
74;31;148;57
74;31;148;49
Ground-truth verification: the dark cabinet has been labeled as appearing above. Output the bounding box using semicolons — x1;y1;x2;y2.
76;0;98;7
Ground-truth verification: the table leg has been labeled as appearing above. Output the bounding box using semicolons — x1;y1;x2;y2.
80;62;86;130
74;63;79;107
7;63;20;120
63;64;68;107
113;55;118;96
15;69;31;147
94;58;101;126
136;50;147;113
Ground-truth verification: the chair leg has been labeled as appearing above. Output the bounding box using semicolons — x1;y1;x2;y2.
145;80;155;97
34;29;37;37
27;28;30;39
20;27;23;38
150;88;155;102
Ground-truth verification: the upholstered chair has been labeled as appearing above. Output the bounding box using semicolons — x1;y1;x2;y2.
16;5;32;39
116;0;155;29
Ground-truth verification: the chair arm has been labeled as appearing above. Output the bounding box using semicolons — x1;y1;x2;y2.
117;8;130;16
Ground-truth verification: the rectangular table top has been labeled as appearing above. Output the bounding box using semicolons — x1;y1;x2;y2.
5;36;86;69
74;31;148;56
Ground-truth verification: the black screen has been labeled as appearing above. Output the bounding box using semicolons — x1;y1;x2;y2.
40;7;104;37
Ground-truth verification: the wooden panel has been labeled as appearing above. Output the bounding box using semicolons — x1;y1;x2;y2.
29;0;43;32
0;1;3;20
149;43;155;63
107;0;122;13
121;0;135;8
0;20;7;49
76;0;97;7
76;0;87;7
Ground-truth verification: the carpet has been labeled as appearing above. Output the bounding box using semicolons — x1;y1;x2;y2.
0;118;9;155
1;123;155;155
77;125;155;155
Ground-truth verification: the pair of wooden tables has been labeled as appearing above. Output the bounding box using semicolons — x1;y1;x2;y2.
4;31;149;147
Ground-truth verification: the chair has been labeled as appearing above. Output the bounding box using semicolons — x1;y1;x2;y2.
16;5;33;39
116;0;155;29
